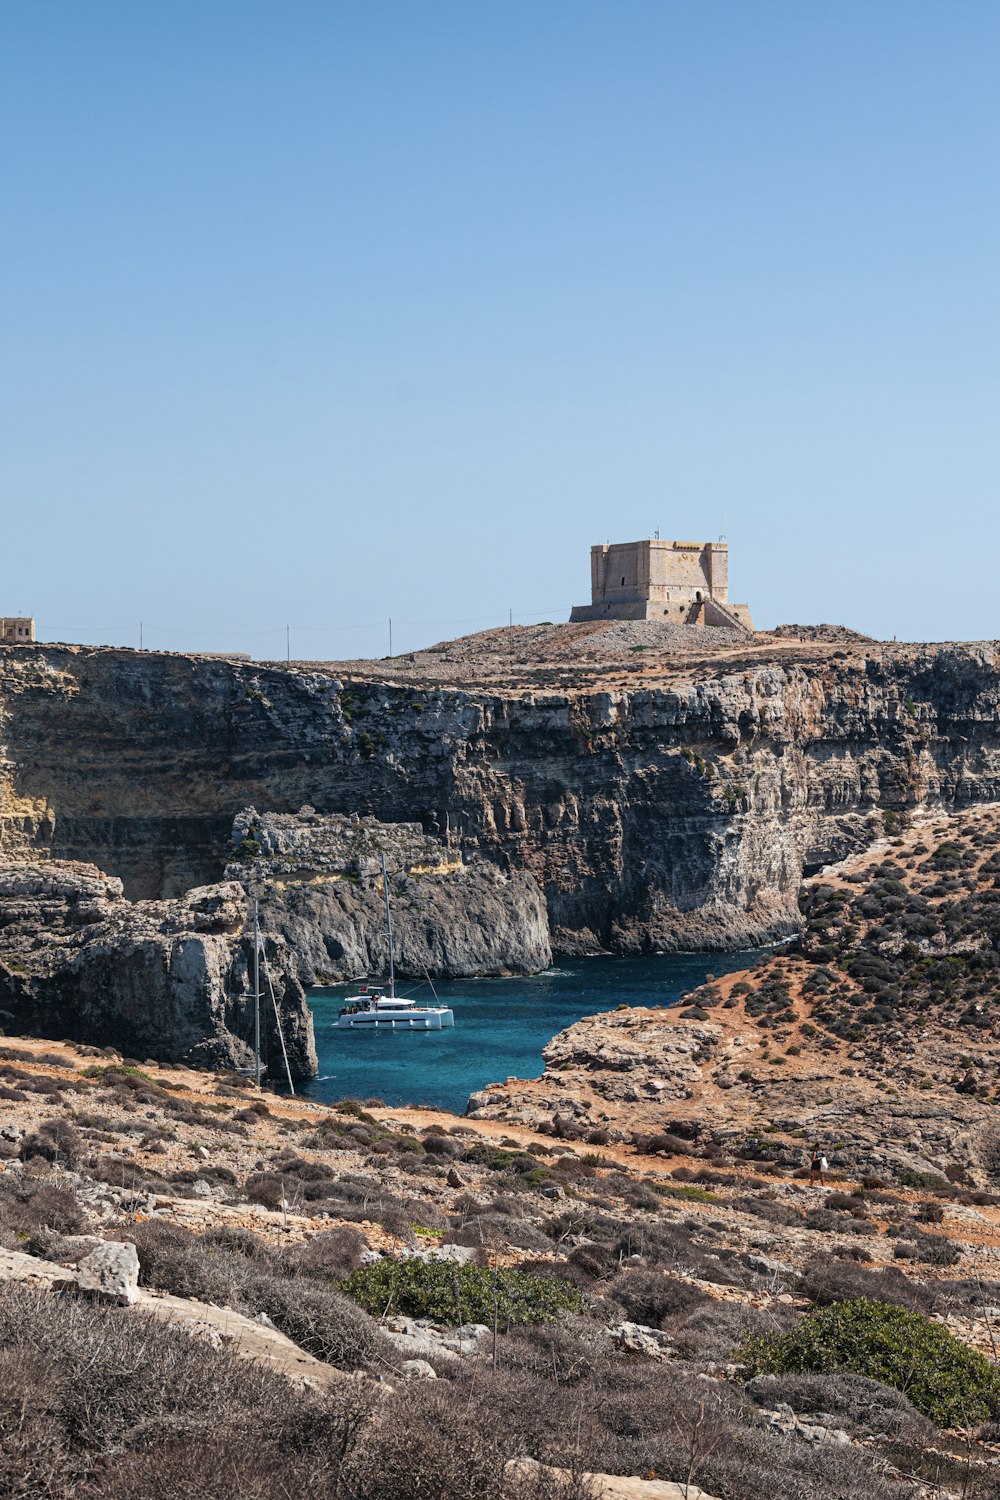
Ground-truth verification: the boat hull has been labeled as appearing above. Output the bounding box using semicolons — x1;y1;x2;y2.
336;1008;454;1030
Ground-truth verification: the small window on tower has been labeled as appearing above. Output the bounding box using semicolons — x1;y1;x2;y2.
620;576;626;586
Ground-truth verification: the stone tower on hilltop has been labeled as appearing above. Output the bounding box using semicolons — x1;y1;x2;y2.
570;538;753;630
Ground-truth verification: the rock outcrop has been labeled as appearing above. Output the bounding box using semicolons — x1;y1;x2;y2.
0;862;316;1077
468;804;1000;1190
0;1244;344;1388
227;807;551;981
5;631;1000;955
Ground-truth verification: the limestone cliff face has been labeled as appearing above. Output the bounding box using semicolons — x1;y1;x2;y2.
226;808;552;982
0;862;316;1078
2;640;1000;955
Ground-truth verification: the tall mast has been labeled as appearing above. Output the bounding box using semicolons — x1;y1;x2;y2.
380;852;395;999
253;896;261;1087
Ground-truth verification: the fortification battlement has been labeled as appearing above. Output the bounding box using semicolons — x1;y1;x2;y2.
1;618;35;644
569;539;753;630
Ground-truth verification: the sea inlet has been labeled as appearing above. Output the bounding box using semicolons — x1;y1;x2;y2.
304;950;762;1114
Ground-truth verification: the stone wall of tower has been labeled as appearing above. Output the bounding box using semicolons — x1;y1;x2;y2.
571;539;753;629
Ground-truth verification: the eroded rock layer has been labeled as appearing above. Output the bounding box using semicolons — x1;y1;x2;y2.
3;630;1000;954
227;807;552;981
0;862;316;1077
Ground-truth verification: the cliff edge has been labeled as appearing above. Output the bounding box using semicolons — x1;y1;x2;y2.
3;625;1000;959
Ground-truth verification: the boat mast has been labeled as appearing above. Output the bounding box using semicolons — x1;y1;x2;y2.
380;852;395;999
253;896;261;1087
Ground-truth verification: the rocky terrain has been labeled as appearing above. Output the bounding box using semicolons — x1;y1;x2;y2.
3;1030;1000;1497
8;628;1000;1494
471;804;1000;1194
5;624;1000;961
0;862;316;1078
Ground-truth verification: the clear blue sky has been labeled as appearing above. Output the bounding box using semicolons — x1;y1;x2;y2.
2;2;997;656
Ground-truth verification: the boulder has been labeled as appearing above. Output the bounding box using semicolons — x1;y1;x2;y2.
75;1241;140;1305
507;1459;722;1499
609;1322;675;1360
0;1246;78;1293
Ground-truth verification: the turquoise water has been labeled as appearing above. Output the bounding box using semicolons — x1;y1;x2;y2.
304;951;762;1114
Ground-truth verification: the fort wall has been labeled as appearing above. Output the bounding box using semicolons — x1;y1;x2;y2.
571;540;752;629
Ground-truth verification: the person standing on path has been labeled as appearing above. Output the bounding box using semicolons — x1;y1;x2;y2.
810;1146;828;1186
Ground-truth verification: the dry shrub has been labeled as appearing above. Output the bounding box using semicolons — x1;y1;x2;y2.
745;1370;932;1442
272;1153;335;1182
295;1174;436;1237
259;1277;395;1372
497;1318;615;1385
128;1219;265;1304
27;1182;88;1235
85;1156;172;1195
422;1132;461;1157
610;1221;697;1267
732;1196;801;1226
21;1118;83;1169
244;1170;292;1211
450;1363;608;1475
0;1283;380;1500
701;1428;912;1500
0;1174;88;1248
449;1215;552;1253
672;1299;797;1361
804;1207;877;1237
200;1224;278;1263
800;1253;937;1313
607;1268;710;1327
297;1225;366;1279
567;1242;616;1280
125;1218;395;1374
641;1132;695;1156
343;1383;511;1500
825;1191;869;1218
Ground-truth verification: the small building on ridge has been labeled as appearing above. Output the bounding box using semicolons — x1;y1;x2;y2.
1;617;35;644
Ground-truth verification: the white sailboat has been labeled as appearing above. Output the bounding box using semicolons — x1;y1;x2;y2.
336;855;455;1030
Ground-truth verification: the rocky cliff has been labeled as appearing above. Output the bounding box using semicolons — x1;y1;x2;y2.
0;863;316;1078
226;807;551;982
3;628;1000;957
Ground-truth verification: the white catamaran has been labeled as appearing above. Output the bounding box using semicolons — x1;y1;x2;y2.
336;854;455;1030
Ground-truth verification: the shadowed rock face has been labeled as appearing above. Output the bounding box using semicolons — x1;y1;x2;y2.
4;638;1000;955
228;808;552;982
0;863;316;1077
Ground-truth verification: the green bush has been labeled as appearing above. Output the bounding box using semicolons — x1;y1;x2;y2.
341;1257;586;1328
655;1182;720;1204
741;1297;1000;1427
462;1141;541;1176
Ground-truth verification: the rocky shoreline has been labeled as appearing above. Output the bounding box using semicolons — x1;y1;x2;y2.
470;803;1000;1194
